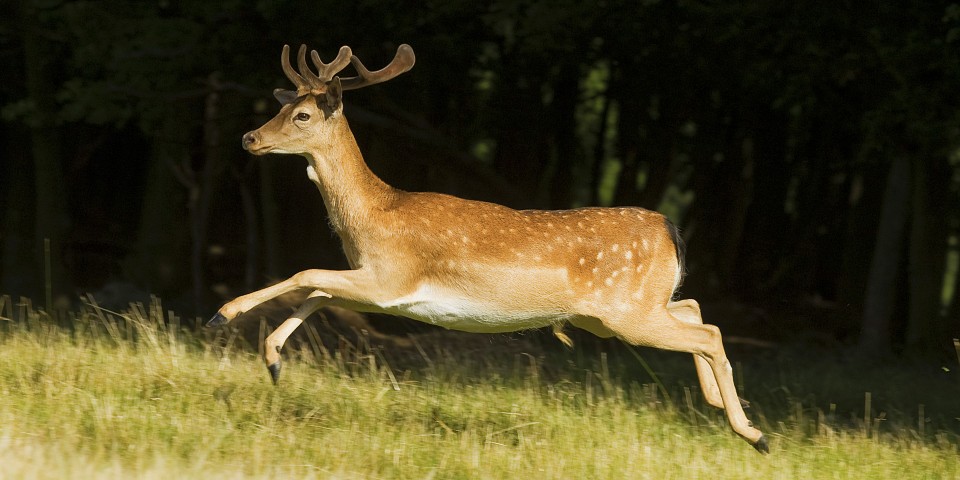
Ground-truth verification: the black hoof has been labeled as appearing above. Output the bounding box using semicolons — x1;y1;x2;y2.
739;397;751;409
267;362;281;385
753;435;770;454
206;312;229;328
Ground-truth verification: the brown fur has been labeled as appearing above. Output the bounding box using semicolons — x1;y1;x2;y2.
212;44;767;452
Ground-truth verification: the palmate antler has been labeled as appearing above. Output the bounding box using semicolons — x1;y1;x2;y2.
278;44;416;97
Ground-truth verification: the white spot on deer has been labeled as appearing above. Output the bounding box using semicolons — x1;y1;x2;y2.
642;239;650;250
578;257;586;266
591;267;599;274
461;236;470;244
306;165;320;182
445;229;454;236
596;251;604;261
586;281;593;288
611;244;620;252
604;278;614;287
547;222;554;228
534;255;542;262
611;270;620;278
625;251;633;260
636;264;644;273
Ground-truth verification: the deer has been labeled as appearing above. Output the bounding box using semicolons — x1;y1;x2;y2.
206;43;769;454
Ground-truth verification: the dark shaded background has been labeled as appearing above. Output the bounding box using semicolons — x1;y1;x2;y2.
1;1;958;359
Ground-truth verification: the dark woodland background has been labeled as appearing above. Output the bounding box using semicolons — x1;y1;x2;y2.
1;1;959;360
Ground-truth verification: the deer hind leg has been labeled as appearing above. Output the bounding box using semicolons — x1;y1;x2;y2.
263;290;330;384
667;299;725;409
604;305;768;453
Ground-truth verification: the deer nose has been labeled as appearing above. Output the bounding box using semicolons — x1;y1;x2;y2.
242;131;260;150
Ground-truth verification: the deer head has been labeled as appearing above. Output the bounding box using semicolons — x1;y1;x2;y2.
242;44;416;156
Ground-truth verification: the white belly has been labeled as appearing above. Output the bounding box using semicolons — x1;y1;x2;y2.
376;284;570;333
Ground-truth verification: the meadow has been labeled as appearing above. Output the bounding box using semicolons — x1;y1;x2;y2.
0;295;957;479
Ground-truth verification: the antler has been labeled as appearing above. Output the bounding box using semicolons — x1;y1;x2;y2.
311;47;353;82
278;44;415;97
280;44;353;96
339;44;416;91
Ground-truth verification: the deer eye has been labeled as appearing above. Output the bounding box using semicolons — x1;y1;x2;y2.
295;112;310;122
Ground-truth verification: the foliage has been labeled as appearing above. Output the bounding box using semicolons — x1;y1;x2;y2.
0;1;958;352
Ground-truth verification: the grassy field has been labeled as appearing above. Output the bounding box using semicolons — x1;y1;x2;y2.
0;296;958;479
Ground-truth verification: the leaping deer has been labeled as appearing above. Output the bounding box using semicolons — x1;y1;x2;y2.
207;44;768;453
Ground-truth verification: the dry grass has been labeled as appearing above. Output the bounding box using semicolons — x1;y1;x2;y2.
0;295;957;479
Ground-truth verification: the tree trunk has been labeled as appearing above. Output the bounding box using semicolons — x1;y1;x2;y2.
905;157;949;356
22;1;71;303
189;73;226;313
730;110;789;299
491;52;548;208
859;156;911;357
259;160;282;280
835;164;885;341
548;62;580;209
234;165;259;293
0;125;37;297
128;140;189;297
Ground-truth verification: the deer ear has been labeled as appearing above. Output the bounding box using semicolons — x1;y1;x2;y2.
325;77;343;110
273;88;298;105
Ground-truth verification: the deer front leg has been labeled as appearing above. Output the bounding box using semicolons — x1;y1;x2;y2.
263;290;329;384
206;268;374;327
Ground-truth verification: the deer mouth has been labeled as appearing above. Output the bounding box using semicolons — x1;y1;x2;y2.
246;145;272;155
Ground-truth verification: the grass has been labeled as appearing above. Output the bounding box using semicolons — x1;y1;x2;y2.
0;295;958;479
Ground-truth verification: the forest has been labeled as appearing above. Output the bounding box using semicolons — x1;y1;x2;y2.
1;1;959;360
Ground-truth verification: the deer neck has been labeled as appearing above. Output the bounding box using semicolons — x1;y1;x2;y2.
302;119;395;260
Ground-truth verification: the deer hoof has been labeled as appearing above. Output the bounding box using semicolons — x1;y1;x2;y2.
752;435;770;454
206;312;229;328
267;361;282;385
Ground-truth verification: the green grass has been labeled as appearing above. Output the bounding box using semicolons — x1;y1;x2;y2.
0;296;957;479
